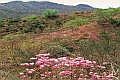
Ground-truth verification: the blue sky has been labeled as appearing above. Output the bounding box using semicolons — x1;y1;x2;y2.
0;0;120;8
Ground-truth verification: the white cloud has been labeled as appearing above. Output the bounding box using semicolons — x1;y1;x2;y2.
0;0;120;8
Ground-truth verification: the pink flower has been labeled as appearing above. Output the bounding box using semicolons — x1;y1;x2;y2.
19;55;114;80
58;57;68;61
26;69;35;74
78;77;84;80
20;63;31;67
105;74;114;80
91;73;99;80
39;64;46;69
52;64;61;69
44;72;53;77
89;72;94;76
35;60;44;65
59;70;73;76
27;71;33;74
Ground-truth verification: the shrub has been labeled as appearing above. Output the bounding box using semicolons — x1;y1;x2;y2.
64;18;89;29
109;18;120;27
42;18;64;32
22;15;38;21
96;8;120;27
44;42;70;57
22;20;45;33
42;9;59;18
0;19;3;27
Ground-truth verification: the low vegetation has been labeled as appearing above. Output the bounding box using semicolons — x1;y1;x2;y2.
96;8;120;27
64;18;89;29
0;8;120;80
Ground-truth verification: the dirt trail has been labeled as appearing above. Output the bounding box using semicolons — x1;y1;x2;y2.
33;23;101;41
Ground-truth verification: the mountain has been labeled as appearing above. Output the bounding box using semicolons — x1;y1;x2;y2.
0;1;94;18
76;4;93;11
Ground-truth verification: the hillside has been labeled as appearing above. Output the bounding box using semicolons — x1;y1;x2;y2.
0;8;120;80
0;1;94;18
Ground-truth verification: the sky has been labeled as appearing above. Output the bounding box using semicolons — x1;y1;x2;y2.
0;0;120;8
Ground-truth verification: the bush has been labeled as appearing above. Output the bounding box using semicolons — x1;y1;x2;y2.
22;15;38;21
22;20;45;33
43;18;64;32
42;9;58;18
74;39;96;56
0;19;3;27
44;42;70;57
64;18;89;29
109;18;120;27
96;8;120;27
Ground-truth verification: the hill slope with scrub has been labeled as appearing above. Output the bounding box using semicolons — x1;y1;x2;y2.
0;8;120;80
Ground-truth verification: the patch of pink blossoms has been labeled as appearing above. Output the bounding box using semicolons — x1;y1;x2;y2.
18;53;116;80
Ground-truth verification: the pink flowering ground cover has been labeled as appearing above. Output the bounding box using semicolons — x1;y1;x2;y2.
18;53;117;80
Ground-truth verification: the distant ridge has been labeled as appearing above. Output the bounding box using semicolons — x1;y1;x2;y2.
0;1;94;18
